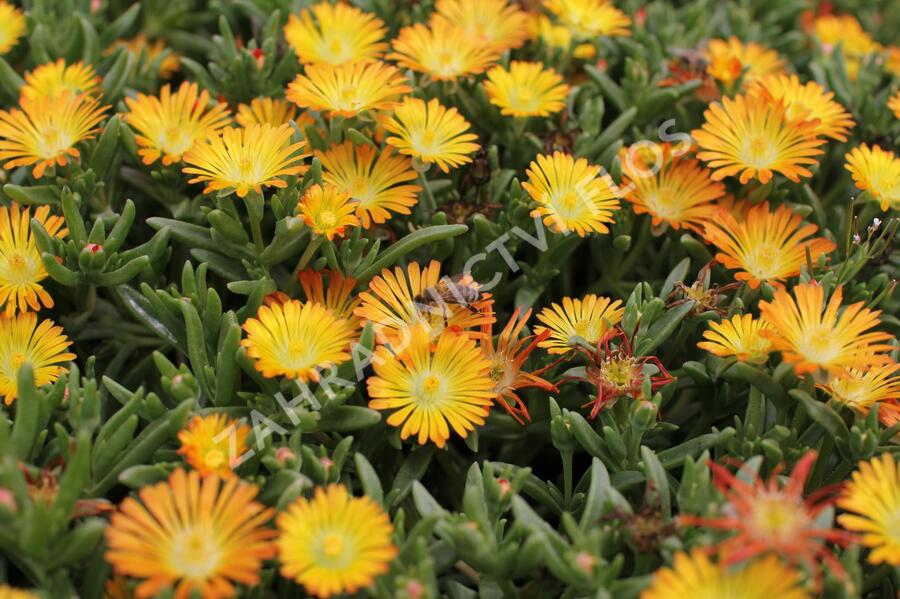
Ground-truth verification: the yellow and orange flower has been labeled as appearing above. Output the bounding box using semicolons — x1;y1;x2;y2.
431;0;530;51
296;183;360;240
298;268;361;325
703;202;836;288
284;2;387;65
389;19;500;81
759;283;894;375
523;152;621;236
124;81;231;166
818;363;900;421
0;313;74;405
692;93;826;184
0;1;25;56
0;204;67;316
241;299;357;382
697;313;773;364
236;97;312;129
0;586;38;599
810;14;881;81
0;91;108;179
182;124;308;198
642;551;809;599
368;325;495;447
383;97;480;173
838;453;900;565
316;141;420;228
484;61;570;118
544;0;632;39
105;468;275;599
354;261;494;346
889;91;900;120
748;74;854;141
844;144;899;212
277;484;397;597
286;61;410;117
480;307;557;423
535;294;625;354
703;37;786;87
177;414;251;478
619;143;724;232
680;452;851;587
21;60;101;101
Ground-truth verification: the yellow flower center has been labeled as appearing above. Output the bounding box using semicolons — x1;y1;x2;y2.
10;352;26;370
413;130;439;156
513;88;536;111
600;357;637;389
423;375;440;392
37;125;70;158
745;243;782;280
160;125;194;157
337;85;360;111
743;135;778;168
325;38;347;62
204;448;226;470
238;157;257;181
170;527;222;578
288;339;306;358
797;324;838;365
322;532;345;558
750;493;808;542
318;210;337;230
350;175;375;205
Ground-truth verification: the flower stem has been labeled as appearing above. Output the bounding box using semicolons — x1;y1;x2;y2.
292;236;323;279
562;449;574;508
244;191;266;255
418;170;436;219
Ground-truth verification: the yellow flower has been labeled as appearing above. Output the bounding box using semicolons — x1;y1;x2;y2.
277;484;397;598
544;0;632;39
236;97;312;129
296;183;360;240
641;551;810;599
241;299;357;382
21;59;101;100
811;14;881;68
523;151;621;237
368;325;495;447
619;143;724;232
124;82;231;166
838;453;900;565
286;61;410;118
535;294;625;354
748;74;854;141
844;144;899;211
0;203;68;317
532;15;573;52
388;19;500;81
105;468;276;599
0;1;25;55
354;261;493;346
483;61;570;118
431;0;530;51
818;363;900;418
697;313;773;364
702;201;836;289
383;97;480;173
177;414;251;478
0;91;108;179
692;93;825;184
889;91;900;120
284;2;387;65
703;37;786;86
759;283;894;375
316;141;420;228
182;124;308;198
111;35;181;78
0;586;38;599
0;312;75;405
298;268;360;324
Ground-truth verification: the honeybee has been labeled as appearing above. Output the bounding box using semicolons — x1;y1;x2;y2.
413;273;484;324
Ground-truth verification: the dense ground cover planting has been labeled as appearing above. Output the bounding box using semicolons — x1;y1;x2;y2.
0;0;898;597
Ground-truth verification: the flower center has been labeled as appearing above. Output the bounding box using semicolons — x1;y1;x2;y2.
797;324;838;365
204;448;226;470
322;532;344;558
238;157;257;181
746;243;782;280
10;352;26;370
750;493;808;542
743;135;778;168
600;356;637;389
318;210;337;229
160;125;194;156
514;88;536;110
170;527;221;578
